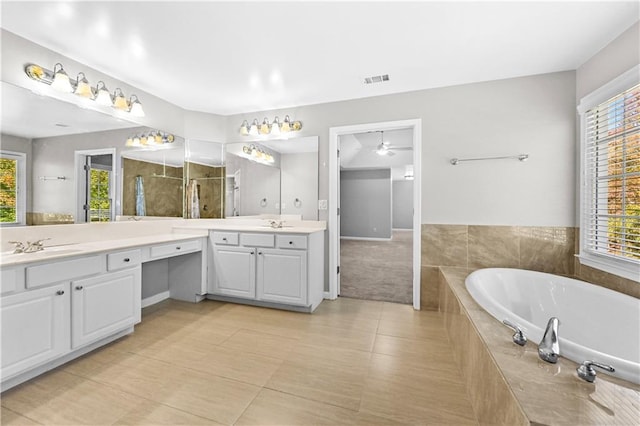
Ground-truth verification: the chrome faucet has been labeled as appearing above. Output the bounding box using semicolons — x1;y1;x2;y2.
24;238;50;253
8;241;26;254
577;360;615;383
538;317;560;363
503;319;527;346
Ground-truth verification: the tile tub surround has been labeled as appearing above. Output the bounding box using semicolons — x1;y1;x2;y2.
438;266;640;426
420;225;577;310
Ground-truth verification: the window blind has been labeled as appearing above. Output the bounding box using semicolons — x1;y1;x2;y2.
584;83;640;262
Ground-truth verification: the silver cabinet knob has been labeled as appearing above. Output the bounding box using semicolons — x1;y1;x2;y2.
176;246;181;250
56;290;65;295
75;285;84;290
123;258;130;262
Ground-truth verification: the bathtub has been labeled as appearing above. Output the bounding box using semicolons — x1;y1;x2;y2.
465;268;640;385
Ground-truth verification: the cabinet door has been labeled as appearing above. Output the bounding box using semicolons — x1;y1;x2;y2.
1;283;70;379
71;268;141;349
212;246;256;298
257;249;307;306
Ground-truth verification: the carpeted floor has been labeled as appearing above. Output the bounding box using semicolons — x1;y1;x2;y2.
339;230;413;304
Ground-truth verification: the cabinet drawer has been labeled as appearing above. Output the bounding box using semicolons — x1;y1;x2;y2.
107;249;142;271
276;235;307;250
26;255;103;289
241;233;274;248
1;268;19;294
212;232;239;245
150;239;201;258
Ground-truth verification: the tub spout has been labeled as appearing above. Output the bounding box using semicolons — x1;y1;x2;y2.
538;317;560;363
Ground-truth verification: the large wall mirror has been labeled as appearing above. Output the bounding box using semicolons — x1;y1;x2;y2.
0;80;185;225
225;136;319;220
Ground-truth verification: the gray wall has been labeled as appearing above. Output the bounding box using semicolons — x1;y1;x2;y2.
340;169;391;239
1;133;32;212
576;22;639;101
281;152;318;220
393;180;413;230
226;71;577;227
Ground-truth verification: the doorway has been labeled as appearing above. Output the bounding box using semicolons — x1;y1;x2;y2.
329;119;422;309
74;148;117;223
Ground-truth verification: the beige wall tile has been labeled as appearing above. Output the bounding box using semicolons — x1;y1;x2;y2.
422;224;468;267
420;265;440;310
519;226;575;275
468;225;520;269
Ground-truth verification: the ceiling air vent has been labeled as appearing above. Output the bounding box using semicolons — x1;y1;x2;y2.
364;74;390;85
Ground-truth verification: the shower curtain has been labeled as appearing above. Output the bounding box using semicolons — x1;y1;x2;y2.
135;175;146;216
187;179;200;219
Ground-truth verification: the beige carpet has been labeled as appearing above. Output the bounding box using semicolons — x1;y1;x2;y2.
339;230;413;304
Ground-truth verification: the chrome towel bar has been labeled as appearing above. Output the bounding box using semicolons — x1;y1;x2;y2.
450;154;529;165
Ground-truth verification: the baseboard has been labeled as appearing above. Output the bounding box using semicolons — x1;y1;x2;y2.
340;236;392;241
142;290;170;308
323;291;332;299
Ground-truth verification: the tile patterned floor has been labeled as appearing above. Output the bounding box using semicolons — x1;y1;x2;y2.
1;298;478;425
339;230;414;304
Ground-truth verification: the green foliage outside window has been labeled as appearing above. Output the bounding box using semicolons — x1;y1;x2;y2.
89;169;111;222
0;158;17;223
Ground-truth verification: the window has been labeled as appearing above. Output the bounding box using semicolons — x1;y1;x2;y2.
0;151;26;226
579;66;640;281
89;168;111;222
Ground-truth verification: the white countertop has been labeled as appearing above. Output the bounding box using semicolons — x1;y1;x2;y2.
0;219;326;267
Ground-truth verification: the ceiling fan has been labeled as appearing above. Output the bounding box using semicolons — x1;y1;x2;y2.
374;131;412;156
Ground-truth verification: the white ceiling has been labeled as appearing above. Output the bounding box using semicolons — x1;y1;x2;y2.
340;128;413;180
1;1;638;115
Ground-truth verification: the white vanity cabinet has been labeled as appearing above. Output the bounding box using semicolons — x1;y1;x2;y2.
71;267;141;349
0;283;70;379
209;230;324;312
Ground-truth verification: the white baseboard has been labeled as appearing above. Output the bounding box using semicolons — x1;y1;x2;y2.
142;290;170;308
340;236;392;242
323;291;331;299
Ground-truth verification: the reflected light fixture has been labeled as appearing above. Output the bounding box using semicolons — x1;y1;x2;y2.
125;130;174;147
112;88;128;110
94;81;113;106
239;115;301;136
74;72;93;98
24;63;145;117
51;63;73;93
128;95;145;117
376;131;390;156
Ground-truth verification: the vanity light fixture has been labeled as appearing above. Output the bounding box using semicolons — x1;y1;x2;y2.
241;144;275;165
239;114;302;136
248;119;260;136
112;88;129;110
74;72;93;98
125;130;175;148
94;81;113;106
128;95;145;117
240;120;250;136
50;63;73;93
24;63;145;117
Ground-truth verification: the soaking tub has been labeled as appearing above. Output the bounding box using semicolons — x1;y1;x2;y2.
465;268;640;385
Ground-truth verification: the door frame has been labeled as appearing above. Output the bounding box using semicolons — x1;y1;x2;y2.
74;148;117;223
328;119;422;309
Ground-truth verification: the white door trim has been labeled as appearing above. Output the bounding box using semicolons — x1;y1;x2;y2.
328;119;422;309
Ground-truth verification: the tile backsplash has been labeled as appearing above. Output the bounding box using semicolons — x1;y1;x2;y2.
420;224;638;310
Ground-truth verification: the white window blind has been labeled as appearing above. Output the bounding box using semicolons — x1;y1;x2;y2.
583;83;640;264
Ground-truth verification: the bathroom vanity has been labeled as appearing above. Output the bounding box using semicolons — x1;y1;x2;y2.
0;218;325;391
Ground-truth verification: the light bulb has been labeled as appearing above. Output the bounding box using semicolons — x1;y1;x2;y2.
240;120;249;136
51;63;73;93
260;118;270;135
249;119;259;136
281;115;291;133
74;72;93;98
128;95;145;117
113;88;128;110
95;81;113;106
271;117;281;135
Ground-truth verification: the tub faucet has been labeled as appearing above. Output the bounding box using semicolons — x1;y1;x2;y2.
577;360;615;383
502;319;527;346
538;317;560;363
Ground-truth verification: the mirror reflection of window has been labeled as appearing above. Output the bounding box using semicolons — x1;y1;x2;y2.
0;151;26;226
